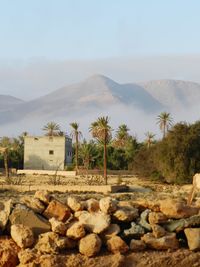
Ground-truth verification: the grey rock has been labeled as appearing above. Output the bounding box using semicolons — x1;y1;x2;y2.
138;209;152;231
123;222;145;239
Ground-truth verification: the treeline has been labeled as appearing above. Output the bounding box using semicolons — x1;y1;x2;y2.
1;112;200;184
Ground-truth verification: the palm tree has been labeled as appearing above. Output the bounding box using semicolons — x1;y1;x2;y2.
156;112;173;139
70;122;82;172
145;132;156;149
42;122;61;136
0;137;15;178
113;124;130;148
89;116;112;185
79;140;97;176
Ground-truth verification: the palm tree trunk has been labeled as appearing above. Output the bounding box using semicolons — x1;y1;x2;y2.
104;130;107;185
4;152;9;178
75;133;79;174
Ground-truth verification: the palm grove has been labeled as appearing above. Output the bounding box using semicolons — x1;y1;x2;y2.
1;112;200;184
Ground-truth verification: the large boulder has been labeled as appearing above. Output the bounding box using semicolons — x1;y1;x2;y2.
184;228;200;251
79;233;102;257
112;206;138;222
107;236;129;254
34;190;51;205
0;199;12;231
0;237;20;267
160;199;199;219
49;217;67;235
9;206;51;236
20;196;45;214
43;200;71;222
99;197;117;214
11;224;34;249
148;212;168;225
67;196;83;212
76;211;110;234
66;222;86;240
141;233;179;250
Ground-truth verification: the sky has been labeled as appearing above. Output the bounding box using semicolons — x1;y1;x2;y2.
0;0;200;99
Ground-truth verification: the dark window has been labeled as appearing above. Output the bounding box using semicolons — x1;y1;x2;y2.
49;150;54;155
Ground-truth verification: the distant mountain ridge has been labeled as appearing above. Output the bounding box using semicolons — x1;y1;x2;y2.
0;74;200;135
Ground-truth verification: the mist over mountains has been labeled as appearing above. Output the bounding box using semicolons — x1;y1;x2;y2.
1;74;200;138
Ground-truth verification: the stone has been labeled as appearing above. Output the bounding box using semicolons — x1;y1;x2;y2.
100;224;120;243
43;200;71;222
21;196;45;214
67;196;83;212
9;206;50;236
0;237;20;267
138;209;152;231
107;236;129;254
18;249;37;264
141;233;179;250
79;233;102;257
0;199;12;231
148;212;168;225
151;224;166;238
164;214;200;232
77;211;110;234
35;232;62;254
160;199;199;219
34;190;51;205
112;206;138;222
66;222;85;240
132;199;160;212
129;239;146;251
86;198;99;212
184;228;200;251
123;222;145;239
99;197;117;214
49;217;67;235
11;224;34;249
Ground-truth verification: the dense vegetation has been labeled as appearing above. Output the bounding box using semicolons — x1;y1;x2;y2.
1;113;200;184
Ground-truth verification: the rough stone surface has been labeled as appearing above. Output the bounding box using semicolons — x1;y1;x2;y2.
18;248;37;264
34;190;51;205
148;212;168;225
43;200;71;222
9;206;50;235
0;199;12;231
107;236;129;254
123;222;145;239
112;207;138;222
100;224;120;242
142;233;179;250
67;196;83;212
35;232;63;254
151;224;166;238
132;199;160;212
11;224;34;248
0;237;20;267
66;222;85;240
184;228;200;251
86;198;99;213
49;217;67;235
99;197;117;214
160;199;199;219
21;196;45;214
79;233;102;257
129;239;146;251
164;214;200;232
138;209;152;231
77;211;110;234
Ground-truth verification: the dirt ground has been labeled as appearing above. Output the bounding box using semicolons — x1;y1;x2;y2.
1;174;200;267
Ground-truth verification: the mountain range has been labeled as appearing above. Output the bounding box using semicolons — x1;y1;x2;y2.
1;74;200;136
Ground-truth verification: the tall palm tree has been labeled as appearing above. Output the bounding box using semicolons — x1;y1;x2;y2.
145;132;156;149
113;124;130;148
42;122;61;136
156;112;173;139
79;140;97;176
89;116;112;185
70;122;82;172
0;137;15;178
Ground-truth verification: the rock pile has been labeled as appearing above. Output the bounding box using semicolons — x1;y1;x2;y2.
0;191;200;266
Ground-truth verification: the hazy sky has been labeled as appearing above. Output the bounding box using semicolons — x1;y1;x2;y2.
0;0;200;99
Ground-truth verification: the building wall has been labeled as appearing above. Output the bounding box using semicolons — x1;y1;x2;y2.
24;136;72;170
